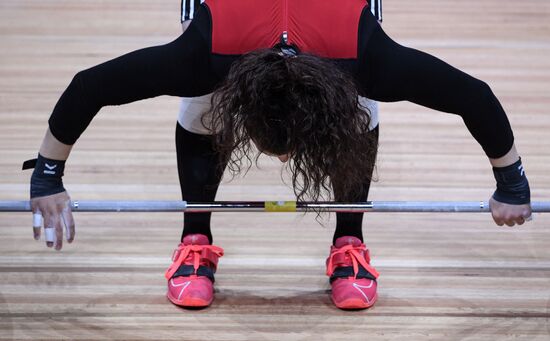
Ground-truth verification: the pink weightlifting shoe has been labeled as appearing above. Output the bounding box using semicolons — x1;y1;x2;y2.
326;236;380;310
165;234;224;308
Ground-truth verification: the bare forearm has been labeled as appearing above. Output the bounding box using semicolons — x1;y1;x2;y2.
489;144;519;168
39;128;73;160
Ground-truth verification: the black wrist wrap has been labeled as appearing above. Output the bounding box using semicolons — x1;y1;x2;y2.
492;158;530;205
25;154;66;198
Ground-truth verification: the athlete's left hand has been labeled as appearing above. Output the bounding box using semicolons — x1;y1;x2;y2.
489;197;532;227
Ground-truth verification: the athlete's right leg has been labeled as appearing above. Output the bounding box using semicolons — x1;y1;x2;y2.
166;95;228;308
166;122;227;308
175;123;225;244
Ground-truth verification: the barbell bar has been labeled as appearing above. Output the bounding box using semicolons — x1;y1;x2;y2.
0;200;549;213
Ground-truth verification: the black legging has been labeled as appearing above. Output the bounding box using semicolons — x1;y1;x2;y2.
176;123;378;245
176;124;226;244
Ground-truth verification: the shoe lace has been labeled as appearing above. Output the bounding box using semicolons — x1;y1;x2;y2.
326;244;379;279
164;243;224;280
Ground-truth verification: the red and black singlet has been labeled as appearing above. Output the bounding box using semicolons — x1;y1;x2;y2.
207;0;366;59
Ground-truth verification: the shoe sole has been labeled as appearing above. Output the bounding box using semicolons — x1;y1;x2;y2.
167;292;213;308
333;293;378;310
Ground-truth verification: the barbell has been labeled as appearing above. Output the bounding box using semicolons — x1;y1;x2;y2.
1;200;549;213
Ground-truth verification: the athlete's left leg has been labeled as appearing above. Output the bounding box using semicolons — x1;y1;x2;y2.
333;125;378;243
328;125;379;310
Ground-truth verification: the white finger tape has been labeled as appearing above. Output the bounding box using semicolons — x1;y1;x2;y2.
33;213;43;228
525;215;533;222
44;228;56;243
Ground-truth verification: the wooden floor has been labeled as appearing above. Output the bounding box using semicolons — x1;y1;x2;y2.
1;1;550;340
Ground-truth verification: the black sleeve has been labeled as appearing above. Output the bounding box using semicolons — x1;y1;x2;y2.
48;7;213;145
359;25;514;159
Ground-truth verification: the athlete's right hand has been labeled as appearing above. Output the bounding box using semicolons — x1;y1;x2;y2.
31;191;75;250
27;154;74;250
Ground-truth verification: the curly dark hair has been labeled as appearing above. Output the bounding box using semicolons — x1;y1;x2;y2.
206;49;378;202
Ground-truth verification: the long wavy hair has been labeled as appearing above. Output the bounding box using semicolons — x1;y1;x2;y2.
205;49;378;202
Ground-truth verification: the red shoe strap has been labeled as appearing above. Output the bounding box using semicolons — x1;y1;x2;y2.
165;244;224;280
327;244;379;279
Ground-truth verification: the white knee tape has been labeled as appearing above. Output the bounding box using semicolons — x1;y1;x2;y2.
44;228;56;243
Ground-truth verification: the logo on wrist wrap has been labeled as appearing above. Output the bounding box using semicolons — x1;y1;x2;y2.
44;163;58;175
518;164;524;176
